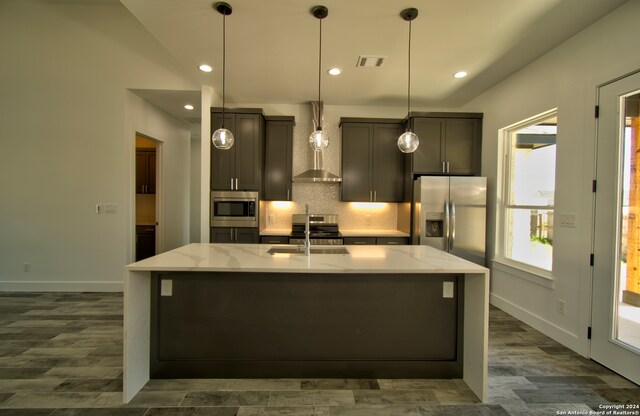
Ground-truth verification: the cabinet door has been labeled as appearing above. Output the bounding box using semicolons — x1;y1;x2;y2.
235;114;262;191
135;152;147;194
211;113;236;190
147;152;156;194
210;227;235;243
136;226;156;261
373;124;403;202
343;237;376;245
341;123;373;201
376;237;410;245
264;121;293;200
260;235;290;244
236;228;260;244
412;118;445;174
444;118;480;175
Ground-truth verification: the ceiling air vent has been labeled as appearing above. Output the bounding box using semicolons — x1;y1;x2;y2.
356;56;386;68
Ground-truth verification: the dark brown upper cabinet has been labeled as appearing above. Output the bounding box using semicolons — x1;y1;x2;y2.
136;150;156;194
263;116;294;201
341;119;404;202
211;109;264;191
410;113;482;176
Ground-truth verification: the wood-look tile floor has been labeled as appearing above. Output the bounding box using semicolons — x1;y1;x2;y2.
0;292;638;415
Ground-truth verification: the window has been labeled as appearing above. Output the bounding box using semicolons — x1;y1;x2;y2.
499;110;557;272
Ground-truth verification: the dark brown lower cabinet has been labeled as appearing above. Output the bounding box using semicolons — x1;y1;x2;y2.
136;225;155;261
150;271;463;379
344;236;410;245
210;227;259;243
260;235;290;244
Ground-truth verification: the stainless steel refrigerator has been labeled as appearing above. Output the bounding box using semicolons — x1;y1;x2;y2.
412;176;487;265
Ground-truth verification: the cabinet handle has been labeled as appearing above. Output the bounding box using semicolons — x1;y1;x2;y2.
387;241;399;245
230;229;233;240
355;242;367;245
230;178;234;190
447;161;450;173
235;178;238;190
369;190;372;202
374;191;377;202
287;189;290;200
442;161;446;173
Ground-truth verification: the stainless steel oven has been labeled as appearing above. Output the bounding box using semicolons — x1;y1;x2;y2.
210;191;258;227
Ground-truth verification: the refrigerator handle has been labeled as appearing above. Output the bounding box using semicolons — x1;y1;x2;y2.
444;201;450;251
450;200;456;250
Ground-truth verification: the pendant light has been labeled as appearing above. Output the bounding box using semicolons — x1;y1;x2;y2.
397;8;420;153
211;2;234;150
309;5;329;151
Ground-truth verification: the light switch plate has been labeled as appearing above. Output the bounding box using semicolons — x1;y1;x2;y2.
160;279;173;296
558;213;576;227
443;281;454;298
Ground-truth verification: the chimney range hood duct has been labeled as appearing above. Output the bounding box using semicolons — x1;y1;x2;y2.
293;101;342;183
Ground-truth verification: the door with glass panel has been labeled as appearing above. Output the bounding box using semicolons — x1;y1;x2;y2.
592;71;640;385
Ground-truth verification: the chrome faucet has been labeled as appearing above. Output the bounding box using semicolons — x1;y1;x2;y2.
304;204;311;256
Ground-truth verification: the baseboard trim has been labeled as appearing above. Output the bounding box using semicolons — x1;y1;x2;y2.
490;292;586;355
0;281;123;292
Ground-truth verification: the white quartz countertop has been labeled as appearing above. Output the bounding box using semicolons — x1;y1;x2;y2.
341;230;410;237
126;243;487;274
259;228;291;236
259;229;410;237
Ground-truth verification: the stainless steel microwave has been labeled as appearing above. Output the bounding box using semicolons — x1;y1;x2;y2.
210;191;258;228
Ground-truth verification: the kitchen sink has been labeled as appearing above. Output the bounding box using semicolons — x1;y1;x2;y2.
267;246;349;255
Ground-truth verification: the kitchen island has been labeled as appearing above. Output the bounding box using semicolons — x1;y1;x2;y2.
123;243;489;403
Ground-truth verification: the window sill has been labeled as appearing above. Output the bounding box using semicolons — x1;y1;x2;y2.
492;258;555;289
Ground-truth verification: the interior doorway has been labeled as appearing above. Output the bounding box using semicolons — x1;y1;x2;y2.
135;133;160;261
592;70;640;385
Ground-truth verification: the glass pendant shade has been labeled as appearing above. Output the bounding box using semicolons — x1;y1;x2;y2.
309;128;329;151
212;127;234;150
398;130;419;153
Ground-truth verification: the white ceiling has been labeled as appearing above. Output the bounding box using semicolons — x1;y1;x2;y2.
122;0;626;117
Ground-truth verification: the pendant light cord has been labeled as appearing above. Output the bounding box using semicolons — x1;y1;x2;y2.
317;18;322;130
221;13;226;128
407;19;411;118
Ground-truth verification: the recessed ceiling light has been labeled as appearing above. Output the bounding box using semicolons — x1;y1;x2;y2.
328;67;342;76
453;71;468;79
199;64;213;73
184;104;194;110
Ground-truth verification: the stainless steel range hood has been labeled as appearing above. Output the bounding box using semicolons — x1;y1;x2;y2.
293;152;342;183
293;101;342;183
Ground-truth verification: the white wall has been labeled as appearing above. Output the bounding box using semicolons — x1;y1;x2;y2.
0;0;198;291
462;0;640;355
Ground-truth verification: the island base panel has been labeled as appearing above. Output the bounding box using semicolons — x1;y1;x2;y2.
150;272;463;379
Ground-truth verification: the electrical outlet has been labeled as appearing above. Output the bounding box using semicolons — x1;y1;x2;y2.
23;263;31;272
268;214;276;226
556;299;565;315
161;279;173;296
